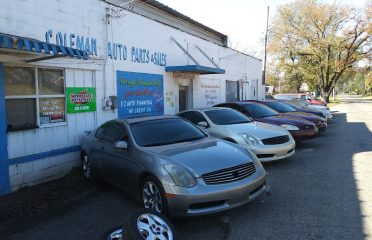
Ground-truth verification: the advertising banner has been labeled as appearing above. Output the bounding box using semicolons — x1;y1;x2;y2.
66;87;96;113
117;71;164;118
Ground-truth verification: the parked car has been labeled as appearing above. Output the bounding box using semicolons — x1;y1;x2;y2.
274;93;327;106
178;107;295;162
251;100;327;132
284;99;332;121
214;102;317;141
81;116;267;217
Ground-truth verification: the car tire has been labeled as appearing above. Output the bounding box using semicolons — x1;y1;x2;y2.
123;208;176;240
140;176;168;215
81;153;96;181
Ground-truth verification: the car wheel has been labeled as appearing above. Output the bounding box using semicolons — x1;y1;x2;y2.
141;176;168;215
82;153;95;181
123;209;176;240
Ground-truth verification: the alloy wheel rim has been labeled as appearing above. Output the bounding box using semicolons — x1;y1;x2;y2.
137;213;173;240
83;155;91;179
142;182;162;213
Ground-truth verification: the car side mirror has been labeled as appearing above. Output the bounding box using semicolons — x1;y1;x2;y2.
197;121;209;128
114;141;128;150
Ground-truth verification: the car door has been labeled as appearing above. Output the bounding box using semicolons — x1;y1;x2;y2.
97;122;139;189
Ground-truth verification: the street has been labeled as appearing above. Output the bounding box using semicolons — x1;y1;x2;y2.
2;97;372;240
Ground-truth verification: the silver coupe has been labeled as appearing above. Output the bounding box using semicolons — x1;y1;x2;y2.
81;116;267;217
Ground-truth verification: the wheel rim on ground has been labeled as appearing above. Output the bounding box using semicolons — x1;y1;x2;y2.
142;182;162;213
136;213;173;240
82;155;91;179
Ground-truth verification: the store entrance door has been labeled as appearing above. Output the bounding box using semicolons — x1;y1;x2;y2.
179;86;187;112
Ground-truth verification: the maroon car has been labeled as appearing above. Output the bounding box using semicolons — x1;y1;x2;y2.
248;100;327;132
214;102;318;141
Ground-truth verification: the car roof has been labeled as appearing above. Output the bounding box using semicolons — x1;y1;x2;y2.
178;107;231;114
276;93;306;95
119;115;181;124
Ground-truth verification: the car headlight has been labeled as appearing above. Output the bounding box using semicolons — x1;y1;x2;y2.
163;164;196;188
239;133;259;146
280;124;299;131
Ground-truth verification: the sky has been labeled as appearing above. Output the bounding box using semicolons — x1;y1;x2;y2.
157;0;368;58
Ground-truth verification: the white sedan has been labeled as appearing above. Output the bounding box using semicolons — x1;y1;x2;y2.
178;107;296;162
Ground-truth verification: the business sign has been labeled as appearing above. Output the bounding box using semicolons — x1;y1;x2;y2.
66;87;96;113
117;71;164;118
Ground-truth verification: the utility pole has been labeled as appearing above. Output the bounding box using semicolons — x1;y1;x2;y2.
262;6;269;86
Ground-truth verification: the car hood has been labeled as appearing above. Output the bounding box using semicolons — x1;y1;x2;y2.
221;121;289;140
294;108;323;116
281;112;323;122
145;137;253;177
255;114;314;127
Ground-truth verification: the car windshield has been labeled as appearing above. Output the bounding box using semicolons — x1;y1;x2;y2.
204;109;252;125
265;101;297;113
284;101;301;108
241;103;279;118
130;118;206;147
297;99;310;107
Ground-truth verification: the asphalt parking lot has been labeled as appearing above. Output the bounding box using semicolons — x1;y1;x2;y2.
1;97;371;240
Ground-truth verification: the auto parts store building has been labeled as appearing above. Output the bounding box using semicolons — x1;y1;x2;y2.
0;0;264;195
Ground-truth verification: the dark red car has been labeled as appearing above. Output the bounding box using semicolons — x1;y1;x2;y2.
214;102;318;141
248;100;327;132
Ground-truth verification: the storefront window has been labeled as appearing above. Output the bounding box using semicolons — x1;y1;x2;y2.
4;66;36;95
5;66;66;131
39;98;65;125
5;99;37;131
38;69;64;95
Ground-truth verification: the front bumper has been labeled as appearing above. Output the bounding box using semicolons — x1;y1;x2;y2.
289;128;318;141
163;169;267;217
247;140;296;162
315;122;327;132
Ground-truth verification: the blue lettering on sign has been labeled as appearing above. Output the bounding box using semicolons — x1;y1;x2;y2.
117;71;164;118
45;30;98;56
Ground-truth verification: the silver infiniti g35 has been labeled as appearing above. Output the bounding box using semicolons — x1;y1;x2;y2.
178;108;296;162
81;116;267;217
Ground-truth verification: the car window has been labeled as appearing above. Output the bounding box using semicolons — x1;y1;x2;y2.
96;122;127;143
264;101;297;113
130;118;206;147
178;111;208;125
204;109;252;125
241;103;279;118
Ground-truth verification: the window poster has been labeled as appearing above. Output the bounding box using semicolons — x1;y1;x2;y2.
66;87;96;113
39;98;65;125
117;71;164;118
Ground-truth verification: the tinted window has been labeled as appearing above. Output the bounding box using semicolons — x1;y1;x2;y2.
96;122;127;143
178;111;207;125
130;118;206;147
241;103;279;118
6;99;37;131
204;109;252;125
264;101;296;113
284;101;302;108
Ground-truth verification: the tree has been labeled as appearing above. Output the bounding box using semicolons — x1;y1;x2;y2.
269;0;371;102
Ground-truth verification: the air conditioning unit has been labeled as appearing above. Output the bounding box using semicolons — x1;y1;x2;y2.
102;98;112;111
